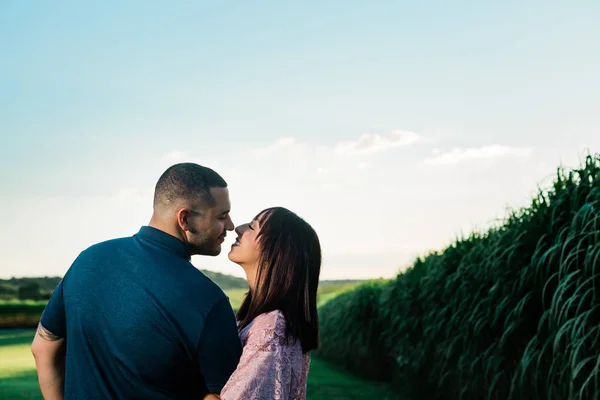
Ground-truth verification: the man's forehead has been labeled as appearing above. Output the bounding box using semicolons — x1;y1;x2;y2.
209;186;231;209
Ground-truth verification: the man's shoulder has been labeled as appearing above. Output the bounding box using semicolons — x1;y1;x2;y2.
83;235;133;253
184;268;228;300
68;238;128;269
177;270;232;333
72;236;133;263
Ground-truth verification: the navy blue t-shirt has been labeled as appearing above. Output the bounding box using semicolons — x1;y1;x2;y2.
40;226;242;399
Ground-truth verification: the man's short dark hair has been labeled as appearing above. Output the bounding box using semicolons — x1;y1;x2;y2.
153;163;227;209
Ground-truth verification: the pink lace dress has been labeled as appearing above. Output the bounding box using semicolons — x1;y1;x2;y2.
220;310;310;400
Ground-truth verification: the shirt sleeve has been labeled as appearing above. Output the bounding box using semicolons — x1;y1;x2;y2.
196;297;242;393
219;312;296;400
39;279;67;338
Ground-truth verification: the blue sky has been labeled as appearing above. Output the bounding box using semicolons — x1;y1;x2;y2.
1;1;599;279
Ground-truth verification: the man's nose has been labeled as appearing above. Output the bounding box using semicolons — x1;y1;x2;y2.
226;215;235;231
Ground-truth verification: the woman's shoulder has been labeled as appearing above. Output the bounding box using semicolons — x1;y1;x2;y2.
246;309;286;336
239;310;293;346
243;310;307;360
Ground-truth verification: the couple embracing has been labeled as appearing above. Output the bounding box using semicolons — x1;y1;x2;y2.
31;162;321;400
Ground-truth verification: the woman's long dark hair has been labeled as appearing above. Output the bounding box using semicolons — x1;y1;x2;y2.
236;207;321;353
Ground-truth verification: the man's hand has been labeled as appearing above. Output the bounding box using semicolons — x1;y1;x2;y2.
31;322;66;400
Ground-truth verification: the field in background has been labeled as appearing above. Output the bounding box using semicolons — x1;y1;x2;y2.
317;280;387;307
0;222;386;398
0;274;382;398
224;288;248;310
227;281;368;310
0;280;364;328
0;301;47;330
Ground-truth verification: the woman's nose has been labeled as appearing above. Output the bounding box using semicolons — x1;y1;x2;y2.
235;224;246;236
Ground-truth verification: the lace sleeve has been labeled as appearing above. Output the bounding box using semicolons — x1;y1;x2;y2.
220;312;296;400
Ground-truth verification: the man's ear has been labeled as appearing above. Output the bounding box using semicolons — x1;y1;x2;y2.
177;208;193;232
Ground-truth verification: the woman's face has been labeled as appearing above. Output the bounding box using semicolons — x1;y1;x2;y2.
228;214;263;277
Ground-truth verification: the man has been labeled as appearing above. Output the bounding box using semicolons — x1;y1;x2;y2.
31;163;242;399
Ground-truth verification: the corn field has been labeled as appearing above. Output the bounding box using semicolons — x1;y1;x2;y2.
316;153;600;400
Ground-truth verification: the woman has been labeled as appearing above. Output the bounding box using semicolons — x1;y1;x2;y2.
207;206;321;400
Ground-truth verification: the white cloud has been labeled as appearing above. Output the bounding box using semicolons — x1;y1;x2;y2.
242;130;418;188
114;188;140;202
248;138;313;178
253;130;419;163
245;130;419;180
253;137;304;155
112;187;152;205
161;150;188;163
334;130;419;156
424;145;532;166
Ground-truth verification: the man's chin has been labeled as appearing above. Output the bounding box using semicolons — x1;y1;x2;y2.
204;246;221;256
190;245;221;257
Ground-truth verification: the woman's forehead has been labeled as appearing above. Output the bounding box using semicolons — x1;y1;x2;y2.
254;209;271;224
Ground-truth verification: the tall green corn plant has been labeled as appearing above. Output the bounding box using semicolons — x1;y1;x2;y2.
316;152;600;400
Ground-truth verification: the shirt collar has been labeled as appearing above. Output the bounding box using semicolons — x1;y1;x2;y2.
135;226;191;260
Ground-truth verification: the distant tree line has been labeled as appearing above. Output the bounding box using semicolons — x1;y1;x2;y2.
1;272;364;302
0;272;249;301
0;277;62;301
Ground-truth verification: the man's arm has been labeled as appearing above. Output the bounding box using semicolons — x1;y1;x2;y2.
196;297;242;396
32;277;67;400
31;322;66;400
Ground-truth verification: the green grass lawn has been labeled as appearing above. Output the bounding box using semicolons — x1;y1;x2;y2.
307;357;399;399
0;329;398;400
0;330;42;400
224;288;248;310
